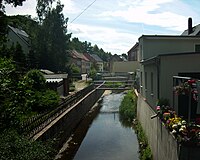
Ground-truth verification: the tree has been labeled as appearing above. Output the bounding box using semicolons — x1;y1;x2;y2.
0;130;56;160
12;42;27;67
0;0;26;11
0;57;22;129
69;37;84;52
36;0;55;22
37;1;71;72
0;11;8;44
121;53;128;60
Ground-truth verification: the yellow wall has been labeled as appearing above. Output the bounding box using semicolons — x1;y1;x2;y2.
111;61;139;73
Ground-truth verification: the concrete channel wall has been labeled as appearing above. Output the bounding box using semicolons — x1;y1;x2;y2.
32;87;104;149
137;93;200;160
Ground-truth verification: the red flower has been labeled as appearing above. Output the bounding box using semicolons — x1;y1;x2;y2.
188;79;196;85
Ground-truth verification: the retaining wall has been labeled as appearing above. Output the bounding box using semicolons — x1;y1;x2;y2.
137;93;200;160
32;87;104;149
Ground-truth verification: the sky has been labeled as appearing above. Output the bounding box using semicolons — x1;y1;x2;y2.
4;0;200;55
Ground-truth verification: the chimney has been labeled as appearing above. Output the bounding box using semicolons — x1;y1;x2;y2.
188;17;192;35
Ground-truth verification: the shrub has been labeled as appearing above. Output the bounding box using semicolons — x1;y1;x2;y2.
0;130;55;160
119;90;137;122
24;69;46;91
29;90;59;112
157;98;170;106
89;67;97;80
70;63;80;73
135;122;153;160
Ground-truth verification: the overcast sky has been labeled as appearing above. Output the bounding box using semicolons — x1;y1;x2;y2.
5;0;200;54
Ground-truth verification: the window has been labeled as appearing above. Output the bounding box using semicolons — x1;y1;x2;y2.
195;44;200;52
151;72;153;95
140;71;143;94
140;72;143;87
145;72;147;91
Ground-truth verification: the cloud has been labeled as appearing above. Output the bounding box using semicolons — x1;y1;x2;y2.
68;23;139;54
5;0;200;54
5;0;37;17
61;0;81;15
98;0;188;32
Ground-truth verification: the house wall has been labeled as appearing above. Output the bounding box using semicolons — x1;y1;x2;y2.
137;93;200;160
81;60;87;73
8;30;30;55
142;63;158;108
140;37;200;60
160;54;200;106
111;61;139;73
70;58;82;72
97;62;103;72
128;47;139;61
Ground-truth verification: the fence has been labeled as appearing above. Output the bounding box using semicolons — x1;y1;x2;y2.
19;84;95;138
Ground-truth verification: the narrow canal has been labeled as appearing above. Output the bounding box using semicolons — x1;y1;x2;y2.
56;91;139;160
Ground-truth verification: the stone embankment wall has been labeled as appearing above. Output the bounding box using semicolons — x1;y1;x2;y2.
32;87;104;149
137;93;200;160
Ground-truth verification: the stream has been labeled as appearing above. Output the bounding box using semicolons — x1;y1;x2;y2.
56;91;139;160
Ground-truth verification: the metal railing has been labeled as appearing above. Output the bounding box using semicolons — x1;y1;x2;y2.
19;84;95;138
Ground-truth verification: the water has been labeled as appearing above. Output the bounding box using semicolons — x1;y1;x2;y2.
56;92;139;160
74;92;139;160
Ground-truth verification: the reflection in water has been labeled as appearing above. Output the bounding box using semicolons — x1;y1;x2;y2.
100;92;125;113
73;92;139;160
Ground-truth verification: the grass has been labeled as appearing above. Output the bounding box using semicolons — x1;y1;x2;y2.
104;81;124;88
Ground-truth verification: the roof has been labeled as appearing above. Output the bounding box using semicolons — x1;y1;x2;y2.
83;53;94;62
120;55;127;61
139;35;200;40
8;25;30;45
40;69;54;75
46;78;63;83
181;24;200;36
79;53;90;62
141;52;200;64
70;50;90;61
90;54;103;62
43;74;68;79
70;50;82;59
110;54;123;62
127;42;139;53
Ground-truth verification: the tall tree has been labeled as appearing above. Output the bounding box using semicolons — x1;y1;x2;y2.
0;0;26;11
69;37;84;52
37;0;71;72
36;0;55;22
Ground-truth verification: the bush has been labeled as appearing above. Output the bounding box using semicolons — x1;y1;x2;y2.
24;69;46;91
69;84;75;92
119;90;137;122
157;98;170;106
89;67;97;80
104;81;123;88
70;63;80;74
0;130;56;160
29;90;59;112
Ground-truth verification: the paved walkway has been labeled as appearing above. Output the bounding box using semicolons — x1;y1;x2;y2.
74;80;88;91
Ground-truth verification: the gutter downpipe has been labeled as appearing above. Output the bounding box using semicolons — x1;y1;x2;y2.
156;57;160;101
156;57;160;160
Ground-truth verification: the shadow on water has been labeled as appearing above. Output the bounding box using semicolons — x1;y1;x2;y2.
119;114;133;128
55;98;103;160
